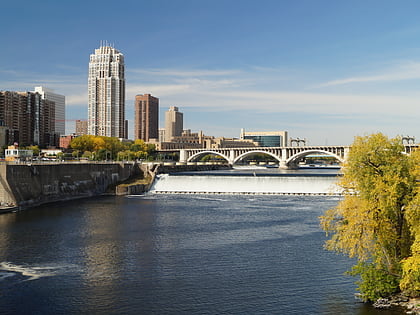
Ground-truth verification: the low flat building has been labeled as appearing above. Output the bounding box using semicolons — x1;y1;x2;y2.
59;134;77;149
153;130;258;150
5;145;33;161
240;129;288;147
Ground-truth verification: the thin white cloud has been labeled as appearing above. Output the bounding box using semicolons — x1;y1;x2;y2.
193;89;420;114
66;93;88;106
128;68;240;77
126;84;191;97
3;64;420;120
316;61;420;87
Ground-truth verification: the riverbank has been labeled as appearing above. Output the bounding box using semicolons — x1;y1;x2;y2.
0;162;233;210
373;295;420;314
0;162;137;210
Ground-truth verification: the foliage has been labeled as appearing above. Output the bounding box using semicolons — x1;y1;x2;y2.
25;145;40;156
70;135;96;152
72;150;80;158
348;262;400;301
320;133;420;300
69;136;156;161
400;242;420;296
401;180;420;297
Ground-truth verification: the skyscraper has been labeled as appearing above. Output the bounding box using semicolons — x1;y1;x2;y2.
88;43;125;138
34;86;65;136
134;94;159;142
0;91;56;147
165;106;183;141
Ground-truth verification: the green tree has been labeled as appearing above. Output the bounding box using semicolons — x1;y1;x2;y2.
72;150;80;159
70;135;96;152
102;137;126;159
320;133;419;301
26;145;40;156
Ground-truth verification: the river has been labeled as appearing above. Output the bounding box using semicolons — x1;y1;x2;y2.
0;168;406;314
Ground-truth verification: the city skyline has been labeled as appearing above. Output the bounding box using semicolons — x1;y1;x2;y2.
3;1;420;145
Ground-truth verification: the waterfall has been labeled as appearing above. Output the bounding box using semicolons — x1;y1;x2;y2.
149;172;342;195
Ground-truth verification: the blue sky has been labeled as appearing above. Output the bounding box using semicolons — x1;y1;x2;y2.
2;0;420;145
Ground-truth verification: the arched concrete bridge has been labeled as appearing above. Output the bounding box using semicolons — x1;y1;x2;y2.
179;146;351;169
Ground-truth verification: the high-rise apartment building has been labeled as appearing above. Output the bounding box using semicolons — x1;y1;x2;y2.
75;120;88;135
0;91;56;147
134;94;159;142
88;44;125;138
34;86;65;135
164;106;183;141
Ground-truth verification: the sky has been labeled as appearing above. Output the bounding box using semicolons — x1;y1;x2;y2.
2;0;420;145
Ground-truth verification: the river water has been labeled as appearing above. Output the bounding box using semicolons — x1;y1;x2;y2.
0;169;406;314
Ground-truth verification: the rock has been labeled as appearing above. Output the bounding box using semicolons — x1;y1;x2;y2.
373;298;391;309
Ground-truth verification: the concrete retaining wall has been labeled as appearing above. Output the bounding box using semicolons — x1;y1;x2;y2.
0;162;137;209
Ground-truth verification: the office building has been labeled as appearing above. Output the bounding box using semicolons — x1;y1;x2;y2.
165;106;183;141
34;86;65;135
240;129;288;147
134;94;159;142
88;44;125;138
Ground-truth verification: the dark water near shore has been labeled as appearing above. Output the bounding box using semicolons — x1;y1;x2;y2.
0;193;405;314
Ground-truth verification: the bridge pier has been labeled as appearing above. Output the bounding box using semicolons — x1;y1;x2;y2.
179;150;187;163
279;160;288;169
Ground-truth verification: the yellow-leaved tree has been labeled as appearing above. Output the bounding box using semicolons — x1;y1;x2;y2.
400;149;420;297
320;133;420;301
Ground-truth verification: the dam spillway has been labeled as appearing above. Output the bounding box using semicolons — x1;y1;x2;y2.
149;168;342;195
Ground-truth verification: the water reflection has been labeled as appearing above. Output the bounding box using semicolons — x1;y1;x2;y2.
0;195;407;315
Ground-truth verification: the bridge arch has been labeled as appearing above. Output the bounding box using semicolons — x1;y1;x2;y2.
187;150;230;163
285;149;344;168
233;150;281;165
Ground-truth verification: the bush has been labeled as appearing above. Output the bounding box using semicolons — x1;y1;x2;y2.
349;262;400;301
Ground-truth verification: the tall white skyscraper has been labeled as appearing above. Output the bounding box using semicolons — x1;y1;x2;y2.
88;43;125;138
34;86;65;135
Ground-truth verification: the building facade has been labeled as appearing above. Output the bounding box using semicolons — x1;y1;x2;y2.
164;106;183;141
155;129;258;150
88;44;125;138
34;86;65;135
59;134;77;149
0;91;57;147
75;120;88;136
134;94;159;142
240;129;288;147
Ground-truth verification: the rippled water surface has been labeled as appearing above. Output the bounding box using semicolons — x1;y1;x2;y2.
0;194;405;314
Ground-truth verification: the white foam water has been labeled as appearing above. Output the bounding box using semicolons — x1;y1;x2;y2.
0;262;77;281
149;174;342;195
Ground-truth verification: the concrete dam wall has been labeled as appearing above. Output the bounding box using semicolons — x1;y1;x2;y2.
0;162;138;209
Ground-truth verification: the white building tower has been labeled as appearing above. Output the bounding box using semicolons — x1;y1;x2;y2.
34;86;65;136
88;43;125;138
165;106;183;141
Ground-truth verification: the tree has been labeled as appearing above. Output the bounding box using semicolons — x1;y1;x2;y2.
320;133;419;301
400;149;420;297
70;135;96;152
26;145;40;156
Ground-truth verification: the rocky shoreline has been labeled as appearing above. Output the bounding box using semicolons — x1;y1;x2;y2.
372;294;420;314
